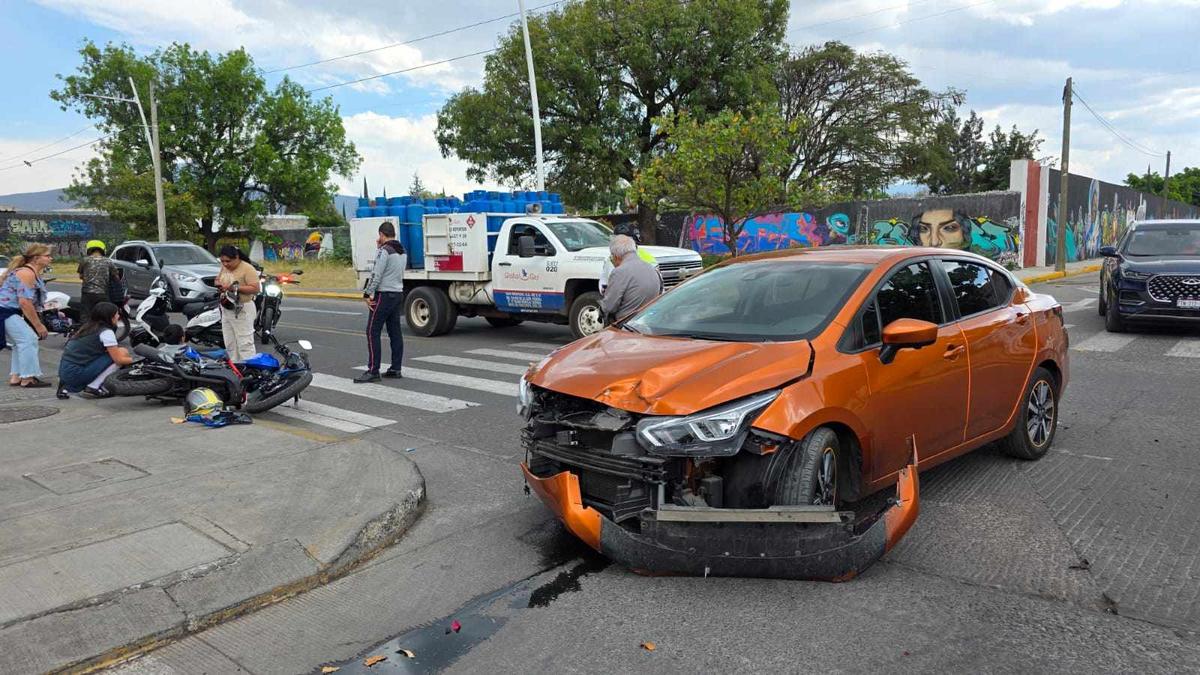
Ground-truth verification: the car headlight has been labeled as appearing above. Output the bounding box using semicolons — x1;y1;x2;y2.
265;283;282;297
517;375;534;419
1121;267;1152;281
169;272;199;283
636;390;780;457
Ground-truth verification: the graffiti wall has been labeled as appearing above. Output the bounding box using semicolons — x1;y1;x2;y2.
1044;170;1198;265
0;211;128;258
678;192;1024;266
216;226;347;262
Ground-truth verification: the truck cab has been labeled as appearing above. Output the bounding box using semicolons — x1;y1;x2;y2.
351;211;702;339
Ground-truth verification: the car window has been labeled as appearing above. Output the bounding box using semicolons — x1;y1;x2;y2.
1126;225;1200;256
114;246;135;263
942;260;1010;316
507;225;555;256
876;262;944;328
153;246;217;266
855;300;881;347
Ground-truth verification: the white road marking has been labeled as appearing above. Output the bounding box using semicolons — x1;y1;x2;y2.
270;406;370;433
1063;298;1098;312
414;355;530;376
509;341;565;350
1071;333;1137;352
277;399;395;430
354;364;517;396
284;307;363;316
466;348;547;362
1166;340;1200;358
1064;324;1076;330
310;372;477;413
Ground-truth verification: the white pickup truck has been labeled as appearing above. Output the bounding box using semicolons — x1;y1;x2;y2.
350;212;702;339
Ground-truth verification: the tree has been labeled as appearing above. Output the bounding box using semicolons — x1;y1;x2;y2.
631;108;822;255
775;42;957;197
437;0;788;243
408;171;431;200
922;108;1042;194
52;41;360;249
1127;167;1200;207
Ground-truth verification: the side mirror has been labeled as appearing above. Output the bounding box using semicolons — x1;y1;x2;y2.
517;235;536;258
1099;245;1119;258
135;259;151;268
879;318;938;365
292;269;304;275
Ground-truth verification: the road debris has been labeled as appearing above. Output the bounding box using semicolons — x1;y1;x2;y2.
321;667;340;673
397;648;416;658
641;641;656;652
364;655;387;667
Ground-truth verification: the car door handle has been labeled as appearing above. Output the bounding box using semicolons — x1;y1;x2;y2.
1015;311;1030;324
943;344;966;360
498;262;512;267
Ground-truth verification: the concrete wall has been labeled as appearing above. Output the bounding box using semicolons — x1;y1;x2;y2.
0;211;128;258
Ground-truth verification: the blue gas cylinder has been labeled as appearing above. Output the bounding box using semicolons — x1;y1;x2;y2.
355;206;370;218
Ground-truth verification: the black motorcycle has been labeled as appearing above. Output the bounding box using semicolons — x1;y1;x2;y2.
254;269;302;339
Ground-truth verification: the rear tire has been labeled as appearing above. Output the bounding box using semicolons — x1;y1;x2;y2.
405;287;455;337
104;368;173;396
242;371;313;414
998;366;1058;460
568;291;603;339
1104;288;1125;332
485;316;523;328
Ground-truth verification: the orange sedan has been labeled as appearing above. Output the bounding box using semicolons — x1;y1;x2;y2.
519;247;1068;580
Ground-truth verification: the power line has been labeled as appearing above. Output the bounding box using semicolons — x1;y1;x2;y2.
266;0;563;75
0;133;115;172
832;0;1001;41
1071;86;1166;158
0;124;97;162
306;48;497;93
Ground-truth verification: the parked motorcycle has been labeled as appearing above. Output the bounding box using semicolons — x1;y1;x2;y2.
128;277;175;347
104;332;313;414
254;269;302;338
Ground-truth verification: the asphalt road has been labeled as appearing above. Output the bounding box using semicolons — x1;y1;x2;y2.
95;274;1200;673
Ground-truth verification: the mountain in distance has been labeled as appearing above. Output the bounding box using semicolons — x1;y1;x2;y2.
0;188;81;211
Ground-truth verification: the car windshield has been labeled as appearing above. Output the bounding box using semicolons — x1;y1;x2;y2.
543;220;612;252
153;246;218;265
625;261;872;342
1126;226;1200;256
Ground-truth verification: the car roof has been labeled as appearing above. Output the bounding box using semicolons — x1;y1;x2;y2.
712;245;994;268
1131;219;1200;230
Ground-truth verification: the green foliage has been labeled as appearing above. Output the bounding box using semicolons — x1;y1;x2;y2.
776;42;958;197
408;171;434;200
922;108;1042;194
436;0;788;222
52;41;360;248
304;202;347;229
631;108;825;255
1126;167;1200;207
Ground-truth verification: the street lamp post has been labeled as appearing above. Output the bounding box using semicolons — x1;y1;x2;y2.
517;0;545;192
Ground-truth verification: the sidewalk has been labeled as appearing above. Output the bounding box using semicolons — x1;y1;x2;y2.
0;382;425;673
1013;259;1102;285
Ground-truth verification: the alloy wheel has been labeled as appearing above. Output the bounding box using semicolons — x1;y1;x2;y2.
1026;380;1056;448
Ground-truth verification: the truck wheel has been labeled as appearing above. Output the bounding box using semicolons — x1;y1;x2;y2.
568;291;604;339
405;287;454;337
486;317;524;328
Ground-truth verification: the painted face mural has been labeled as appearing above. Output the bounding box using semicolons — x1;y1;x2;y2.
914;209;968;249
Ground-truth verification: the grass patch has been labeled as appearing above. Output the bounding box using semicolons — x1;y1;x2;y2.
263;259;357;289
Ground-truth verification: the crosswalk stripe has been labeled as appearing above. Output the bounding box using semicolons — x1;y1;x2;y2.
270;406;372;433
414;355;529;376
466;348;546;362
1072;333;1137;352
1063;298;1097;313
354;364;517;396
278;399;395;428
310;372;478;413
509;341;565;350
1166;340;1200;358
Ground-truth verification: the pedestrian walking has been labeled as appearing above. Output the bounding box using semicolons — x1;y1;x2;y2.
56;301;134;399
355;221;407;383
1;243;54;388
599;222;657;295
215;245;261;362
599;234;662;326
76;239;120;318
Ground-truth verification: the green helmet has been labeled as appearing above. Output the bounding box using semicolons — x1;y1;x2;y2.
183;387;223;418
86;240;107;254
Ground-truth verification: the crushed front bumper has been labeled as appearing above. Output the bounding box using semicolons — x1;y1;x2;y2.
520;459;919;581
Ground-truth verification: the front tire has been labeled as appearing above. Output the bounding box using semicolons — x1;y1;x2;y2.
568;291;604;339
242;371;313;414
770;427;842;506
1104;288;1125;332
998;366;1058;460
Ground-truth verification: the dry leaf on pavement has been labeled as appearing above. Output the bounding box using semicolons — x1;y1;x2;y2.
641;641;657;652
320;667;339;673
364;655;387;667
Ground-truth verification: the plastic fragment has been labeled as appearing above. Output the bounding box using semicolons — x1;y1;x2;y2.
397;649;415;658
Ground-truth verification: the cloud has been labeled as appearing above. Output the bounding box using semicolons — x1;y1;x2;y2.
338;112;500;198
0;136;99;195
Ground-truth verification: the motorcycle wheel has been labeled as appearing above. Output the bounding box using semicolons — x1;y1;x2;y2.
104;367;173;396
242;371;313;414
258;306;277;339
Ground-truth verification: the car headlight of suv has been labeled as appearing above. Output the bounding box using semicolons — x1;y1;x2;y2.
169;272;199;284
636;390;780;457
1121;267;1152;281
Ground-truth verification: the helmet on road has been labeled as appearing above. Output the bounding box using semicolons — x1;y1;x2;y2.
86;240;107;254
183;387;223;418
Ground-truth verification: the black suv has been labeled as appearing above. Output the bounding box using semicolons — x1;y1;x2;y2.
1100;219;1200;332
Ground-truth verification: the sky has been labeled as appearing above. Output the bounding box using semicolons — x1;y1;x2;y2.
0;0;1196;201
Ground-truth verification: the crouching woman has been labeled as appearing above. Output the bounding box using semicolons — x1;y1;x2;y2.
57;302;134;398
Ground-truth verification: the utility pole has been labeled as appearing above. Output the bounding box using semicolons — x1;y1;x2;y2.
517;0;545;191
1055;77;1072;273
126;77;167;242
1164;150;1172;199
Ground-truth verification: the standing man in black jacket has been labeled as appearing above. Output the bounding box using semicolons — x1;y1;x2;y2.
355;221;407;383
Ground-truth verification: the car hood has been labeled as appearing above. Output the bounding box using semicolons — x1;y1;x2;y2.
575;245;700;262
527;329;812;416
1124;256;1200;274
165;263;223;279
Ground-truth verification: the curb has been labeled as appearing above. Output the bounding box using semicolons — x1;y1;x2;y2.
1018;263;1102;286
11;453;426;675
